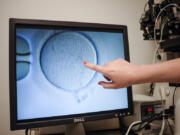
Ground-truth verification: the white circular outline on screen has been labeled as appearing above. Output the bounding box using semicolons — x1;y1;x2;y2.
40;31;98;92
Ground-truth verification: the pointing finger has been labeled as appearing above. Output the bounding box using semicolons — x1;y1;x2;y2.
84;62;106;74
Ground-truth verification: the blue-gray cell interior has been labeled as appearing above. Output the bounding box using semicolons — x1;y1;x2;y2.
16;36;30;81
40;32;97;92
16;62;30;80
16;36;30;55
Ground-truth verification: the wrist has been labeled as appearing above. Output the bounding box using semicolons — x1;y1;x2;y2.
132;64;153;84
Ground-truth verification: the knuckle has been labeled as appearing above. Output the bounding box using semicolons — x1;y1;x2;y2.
105;68;113;75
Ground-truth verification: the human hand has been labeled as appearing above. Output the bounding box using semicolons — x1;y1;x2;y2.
84;59;138;89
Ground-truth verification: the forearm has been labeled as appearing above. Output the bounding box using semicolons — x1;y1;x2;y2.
134;58;180;84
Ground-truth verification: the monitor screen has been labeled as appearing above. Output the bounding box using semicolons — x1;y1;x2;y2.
9;18;133;130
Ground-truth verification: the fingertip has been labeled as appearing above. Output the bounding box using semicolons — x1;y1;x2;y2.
99;82;115;89
98;81;103;85
83;62;91;69
84;62;94;69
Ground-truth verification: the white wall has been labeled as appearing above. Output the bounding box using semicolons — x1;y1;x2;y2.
0;0;154;134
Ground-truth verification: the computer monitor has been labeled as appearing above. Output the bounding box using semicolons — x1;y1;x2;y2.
9;18;133;130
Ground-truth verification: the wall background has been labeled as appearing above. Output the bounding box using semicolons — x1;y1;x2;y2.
0;0;155;134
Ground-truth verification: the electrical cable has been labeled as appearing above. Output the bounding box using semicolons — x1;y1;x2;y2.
136;120;154;132
130;3;179;135
160;17;168;42
153;3;179;64
152;12;167;64
156;16;167;60
134;112;163;132
127;109;170;133
154;3;179;47
150;17;168;95
159;88;165;135
139;117;159;131
167;119;174;135
150;4;177;97
173;87;177;106
125;121;141;135
132;108;175;133
149;83;155;96
159;114;165;135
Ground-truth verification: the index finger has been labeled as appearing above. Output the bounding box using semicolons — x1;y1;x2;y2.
84;62;106;74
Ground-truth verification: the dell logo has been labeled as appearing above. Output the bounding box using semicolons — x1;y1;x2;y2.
74;117;85;123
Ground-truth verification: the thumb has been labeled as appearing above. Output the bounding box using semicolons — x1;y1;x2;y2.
98;81;116;89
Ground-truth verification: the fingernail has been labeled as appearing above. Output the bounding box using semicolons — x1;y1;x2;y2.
98;82;101;85
83;61;87;65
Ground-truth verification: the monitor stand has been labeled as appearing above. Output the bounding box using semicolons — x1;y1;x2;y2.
65;123;86;135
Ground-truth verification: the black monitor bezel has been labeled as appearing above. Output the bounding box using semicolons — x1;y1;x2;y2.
9;18;133;130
